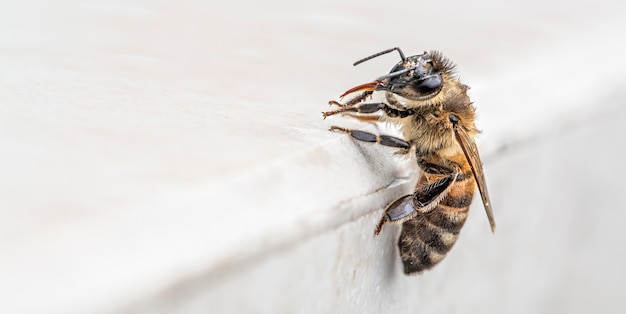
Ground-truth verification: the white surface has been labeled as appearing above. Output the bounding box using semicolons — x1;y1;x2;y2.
126;109;626;313
1;1;626;313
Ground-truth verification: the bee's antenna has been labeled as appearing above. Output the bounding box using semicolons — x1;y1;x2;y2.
376;66;417;81
353;47;406;66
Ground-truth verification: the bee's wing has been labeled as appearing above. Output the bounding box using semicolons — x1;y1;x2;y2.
453;125;496;233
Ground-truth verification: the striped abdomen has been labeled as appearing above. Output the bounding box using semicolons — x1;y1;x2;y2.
398;174;475;274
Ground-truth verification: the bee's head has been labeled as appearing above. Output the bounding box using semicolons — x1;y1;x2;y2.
375;51;455;101
348;48;458;102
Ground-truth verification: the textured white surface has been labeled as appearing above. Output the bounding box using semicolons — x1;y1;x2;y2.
1;1;626;313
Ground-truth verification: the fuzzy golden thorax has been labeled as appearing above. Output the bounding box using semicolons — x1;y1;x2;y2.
382;78;478;157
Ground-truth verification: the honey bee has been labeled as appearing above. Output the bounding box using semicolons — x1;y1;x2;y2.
323;47;495;274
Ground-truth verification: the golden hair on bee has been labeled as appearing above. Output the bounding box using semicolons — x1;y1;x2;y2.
323;47;495;274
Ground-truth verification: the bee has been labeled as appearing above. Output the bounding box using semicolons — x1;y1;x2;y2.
323;47;496;274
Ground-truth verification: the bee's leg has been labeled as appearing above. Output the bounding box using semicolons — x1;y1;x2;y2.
329;126;410;151
329;90;373;108
375;195;412;235
323;102;414;119
340;114;381;123
324;102;383;118
374;173;458;235
324;90;373;119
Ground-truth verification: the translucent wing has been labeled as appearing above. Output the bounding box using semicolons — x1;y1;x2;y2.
453;124;496;233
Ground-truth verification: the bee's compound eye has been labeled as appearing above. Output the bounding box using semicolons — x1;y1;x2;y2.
413;75;442;94
449;114;459;123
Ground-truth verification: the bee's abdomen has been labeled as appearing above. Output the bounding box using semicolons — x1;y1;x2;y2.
398;184;474;274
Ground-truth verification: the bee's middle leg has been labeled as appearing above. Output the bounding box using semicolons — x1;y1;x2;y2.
329;126;410;151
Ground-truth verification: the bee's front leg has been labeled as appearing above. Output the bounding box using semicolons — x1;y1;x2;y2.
323;101;417;119
323;102;387;119
323;90;374;119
